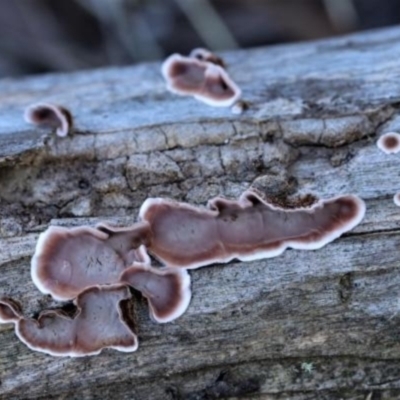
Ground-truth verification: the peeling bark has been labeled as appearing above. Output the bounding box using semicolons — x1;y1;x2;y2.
2;27;400;399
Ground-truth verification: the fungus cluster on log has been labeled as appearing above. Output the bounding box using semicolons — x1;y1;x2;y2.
3;52;368;357
0;190;366;357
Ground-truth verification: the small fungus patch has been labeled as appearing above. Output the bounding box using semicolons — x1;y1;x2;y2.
376;132;400;154
24;103;73;137
161;53;241;107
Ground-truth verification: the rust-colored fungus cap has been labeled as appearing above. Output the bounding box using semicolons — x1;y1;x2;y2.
31;223;151;301
139;191;366;269
161;54;241;107
0;285;138;357
377;132;400;154
24;103;73;137
120;264;191;323
189;48;225;68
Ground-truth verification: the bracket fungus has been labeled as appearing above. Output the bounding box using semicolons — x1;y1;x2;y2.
31;223;191;323
24;103;73;137
377;132;400;154
31;224;150;301
2;189;366;358
139;191;366;269
161;54;241;107
120;265;191;323
0;285;138;357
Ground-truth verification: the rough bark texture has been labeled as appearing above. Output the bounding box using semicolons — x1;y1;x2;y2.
2;27;400;400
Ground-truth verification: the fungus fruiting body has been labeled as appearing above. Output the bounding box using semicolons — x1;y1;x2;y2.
0;285;138;357
161;54;241;107
377;132;400;154
139;191;366;269
394;193;400;207
31;223;191;322
3;190;366;357
24;103;73;137
31;224;151;301
120;265;191;323
31;192;365;314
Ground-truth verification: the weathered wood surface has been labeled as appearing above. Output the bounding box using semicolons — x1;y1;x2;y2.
2;27;400;399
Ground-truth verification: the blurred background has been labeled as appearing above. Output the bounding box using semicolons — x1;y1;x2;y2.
0;0;399;78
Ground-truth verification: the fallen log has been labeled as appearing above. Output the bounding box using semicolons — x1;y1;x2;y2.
2;26;400;399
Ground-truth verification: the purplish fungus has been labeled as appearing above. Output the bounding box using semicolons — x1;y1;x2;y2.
31;223;151;301
31;223;190;322
0;285;138;357
161;54;241;107
139;191;366;269
377;132;400;154
120;265;191;323
24;103;73;137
